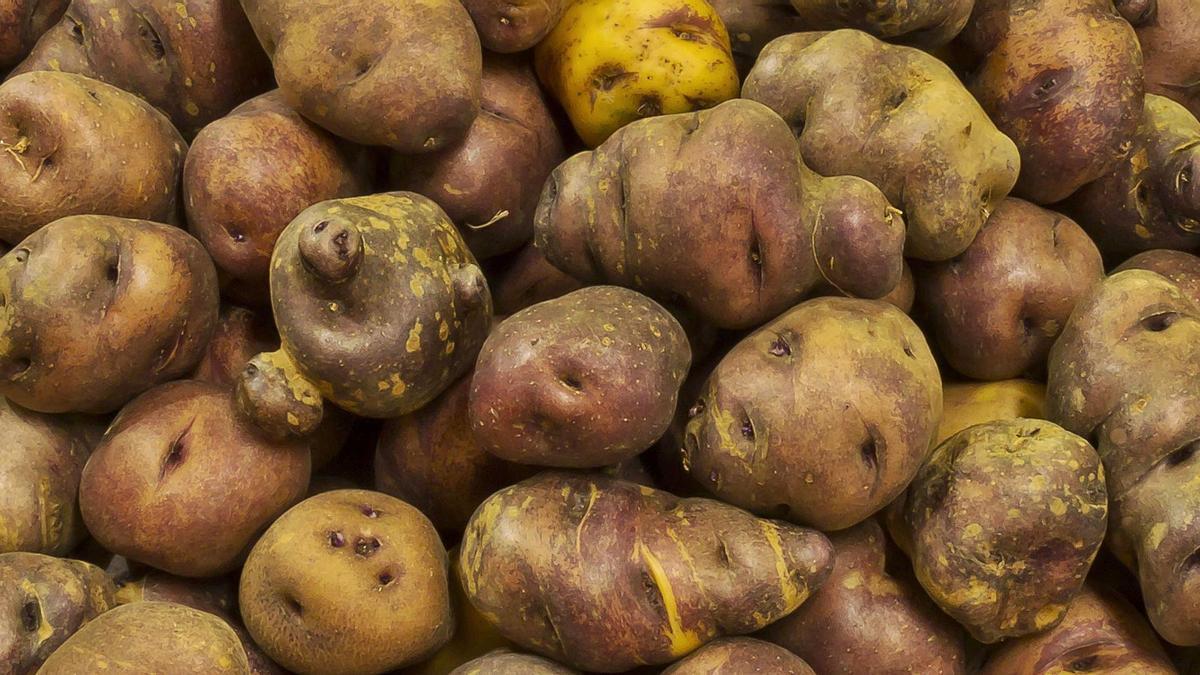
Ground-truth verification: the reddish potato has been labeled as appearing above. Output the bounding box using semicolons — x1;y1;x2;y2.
663;638;816;674
1129;0;1200;120
460;0;568;53
489;242;583;315
0;0;66;68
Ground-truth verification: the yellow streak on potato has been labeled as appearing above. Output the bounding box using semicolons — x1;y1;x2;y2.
638;543;704;657
1147;522;1169;550
760;521;803;612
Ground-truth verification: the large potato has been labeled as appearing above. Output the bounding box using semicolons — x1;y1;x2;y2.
459;473;835;672
0;72;185;245
461;0;568;54
535;99;906;330
240;0;481;153
0;215;218;414
1128;0;1200;120
0;0;66;68
662;637;815;675
743;29;1021;261
683;297;941;531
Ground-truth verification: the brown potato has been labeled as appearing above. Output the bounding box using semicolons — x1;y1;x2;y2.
683;297;942;531
663;637;816;674
0;0;66;68
240;489;453;675
0;215;218;414
0;71;185;245
708;0;807;76
489;242;583;315
0;553;114;675
450;649;578;675
470;286;691;468
938;379;1047;445
1116;248;1200;306
240;0;481;153
185;90;374;307
460;0;568;53
38;601;250;674
915;198;1104;380
79;380;311;577
12;0;273;136
1129;0;1200;120
787;0;973;47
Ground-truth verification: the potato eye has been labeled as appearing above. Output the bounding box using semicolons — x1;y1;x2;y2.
1068;655;1098;672
19;600;38;632
740;416;754;441
1142;311;1180;332
1163;442;1198;469
13;248;29;263
67;16;84;44
136;15;165;60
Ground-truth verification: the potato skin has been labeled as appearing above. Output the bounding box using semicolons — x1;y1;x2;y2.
450;649;578;675
0;0;66;68
743;29;1021;261
916;198;1104;380
38;601;250;674
905;419;1108;643
683;297;942;531
662;637;816;675
0;215;219;414
461;0;568;54
470;286;692;468
0;553;114;675
535;99;906;329
240;489;453;675
490;242;583;315
79;380;311;577
12;0;272;136
961;0;1144;204
708;0;807;77
0;71;185;245
1116;249;1200;306
185;91;374;307
459;473;835;672
534;0;740;147
938;379;1047;446
1131;0;1200;120
788;0;973;47
240;0;481;153
406;558;514;675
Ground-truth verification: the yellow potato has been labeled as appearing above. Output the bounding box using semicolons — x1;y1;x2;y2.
937;380;1047;445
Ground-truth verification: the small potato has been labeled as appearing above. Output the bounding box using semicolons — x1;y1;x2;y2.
79;380;311;577
461;0;568;54
683;297;942;531
708;0;807;77
240;489;453;675
916;198;1104;380
0;0;66;68
0;553;114;675
470;286;691;468
662;637;815;675
938;379;1047;446
490;242;583;315
0;215;218;414
0;72;185;245
451;649;578;675
904;419;1108;643
1129;0;1200;120
1116;249;1200;306
38;601;250;674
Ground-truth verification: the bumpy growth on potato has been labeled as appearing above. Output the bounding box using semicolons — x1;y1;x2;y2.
461;0;568;54
1128;0;1200;121
459;473;834;672
662;637;816;675
903;419;1108;643
743;29;1020;261
0;0;66;68
535;99;906;330
787;0;973;47
683;297;942;531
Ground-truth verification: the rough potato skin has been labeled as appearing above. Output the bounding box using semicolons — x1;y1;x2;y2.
662;637;816;674
916;198;1104;380
0;553;114;675
708;0;807;77
1116;249;1200;306
1046;269;1200;645
470;286;692;468
0;215;219;414
451;649;578;675
761;520;965;675
79;380;311;577
788;0;973;46
11;0;273;136
683;297;942;531
239;489;453;675
240;0;481;153
1065;95;1200;261
38;601;250;674
980;584;1176;675
534;99;906;330
0;0;66;68
0;71;185;245
459;473;835;672
185;91;374;307
743;30;1021;261
937;379;1047;446
1129;0;1200;120
905;419;1108;643
461;0;568;54
491;242;584;315
961;0;1144;204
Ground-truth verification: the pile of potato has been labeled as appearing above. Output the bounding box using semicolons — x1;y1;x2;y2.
3;0;1200;673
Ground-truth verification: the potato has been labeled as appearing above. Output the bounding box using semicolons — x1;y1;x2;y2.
743;29;1021;261
461;0;568;54
79;380;311;577
980;584;1175;675
490;242;583;315
185;91;374;306
535;99;906;330
0;553;114;675
1047;269;1200;645
406;555;513;675
662;637;815;675
903;419;1108;643
0;215;218;414
938;379;1047;445
708;0;806;77
915;198;1104;380
240;0;481;153
459;473;835;672
12;0;272;136
761;520;965;675
786;0;973;47
1128;0;1200;120
1117;249;1200;306
240;489;453;675
682;297;941;531
0;0;66;68
38;601;249;674
450;649;577;675
1065;95;1200;261
236;193;492;436
534;0;740;147
470;286;691;468
960;0;1144;204
0;71;185;245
